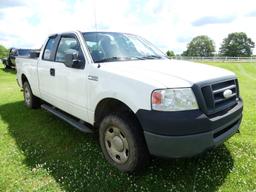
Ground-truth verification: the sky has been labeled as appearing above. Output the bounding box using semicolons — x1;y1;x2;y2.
0;0;256;54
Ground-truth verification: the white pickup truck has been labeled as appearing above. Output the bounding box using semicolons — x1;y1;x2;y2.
16;31;243;172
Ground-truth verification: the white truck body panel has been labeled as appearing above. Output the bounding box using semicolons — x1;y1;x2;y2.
16;57;40;96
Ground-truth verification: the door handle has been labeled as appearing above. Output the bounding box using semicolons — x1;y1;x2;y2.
50;68;55;76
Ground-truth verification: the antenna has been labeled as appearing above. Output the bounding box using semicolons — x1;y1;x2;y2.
93;0;101;68
93;0;98;32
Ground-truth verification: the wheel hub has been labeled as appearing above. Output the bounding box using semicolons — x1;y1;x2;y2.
112;136;124;152
104;126;129;164
24;87;31;104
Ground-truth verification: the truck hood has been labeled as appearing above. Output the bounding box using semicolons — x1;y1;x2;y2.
99;59;236;88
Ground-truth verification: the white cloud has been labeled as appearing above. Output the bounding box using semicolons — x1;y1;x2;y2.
0;0;256;54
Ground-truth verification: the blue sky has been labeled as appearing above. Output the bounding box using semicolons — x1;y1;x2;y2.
0;0;256;54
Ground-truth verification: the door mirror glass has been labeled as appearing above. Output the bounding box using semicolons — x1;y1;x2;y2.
64;53;81;68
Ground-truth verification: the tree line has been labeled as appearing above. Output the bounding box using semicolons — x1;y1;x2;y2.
0;45;8;59
167;32;255;57
1;32;255;59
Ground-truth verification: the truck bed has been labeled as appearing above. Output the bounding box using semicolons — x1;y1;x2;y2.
16;57;40;96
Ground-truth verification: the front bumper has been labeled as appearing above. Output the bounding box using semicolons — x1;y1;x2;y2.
136;100;243;158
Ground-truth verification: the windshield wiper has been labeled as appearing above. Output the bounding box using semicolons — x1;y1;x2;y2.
94;56;144;63
94;57;125;63
140;55;163;59
94;55;163;63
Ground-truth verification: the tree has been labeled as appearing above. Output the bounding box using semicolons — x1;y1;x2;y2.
182;35;215;57
166;50;175;57
219;32;255;57
0;45;8;59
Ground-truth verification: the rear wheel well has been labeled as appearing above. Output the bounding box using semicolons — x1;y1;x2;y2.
21;74;28;85
94;98;141;130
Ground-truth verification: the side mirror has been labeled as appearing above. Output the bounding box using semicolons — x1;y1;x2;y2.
64;53;82;68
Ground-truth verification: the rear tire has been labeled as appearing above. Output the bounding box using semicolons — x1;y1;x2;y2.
23;81;41;109
99;113;150;173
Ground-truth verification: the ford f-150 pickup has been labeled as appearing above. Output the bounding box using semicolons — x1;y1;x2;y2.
16;31;243;172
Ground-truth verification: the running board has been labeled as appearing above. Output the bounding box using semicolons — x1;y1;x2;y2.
41;104;93;133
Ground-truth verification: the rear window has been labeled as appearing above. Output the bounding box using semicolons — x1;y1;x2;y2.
18;49;31;57
43;37;56;60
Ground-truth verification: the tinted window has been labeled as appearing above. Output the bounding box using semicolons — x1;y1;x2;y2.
55;36;85;66
18;49;31;57
43;37;56;60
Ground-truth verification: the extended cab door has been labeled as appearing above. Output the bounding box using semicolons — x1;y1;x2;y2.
38;35;60;104
52;33;88;120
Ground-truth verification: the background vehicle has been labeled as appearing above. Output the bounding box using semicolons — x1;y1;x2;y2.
2;48;32;69
15;31;243;172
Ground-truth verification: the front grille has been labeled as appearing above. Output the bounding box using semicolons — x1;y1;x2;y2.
198;79;239;115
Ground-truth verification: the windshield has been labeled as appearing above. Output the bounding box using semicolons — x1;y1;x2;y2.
82;32;167;63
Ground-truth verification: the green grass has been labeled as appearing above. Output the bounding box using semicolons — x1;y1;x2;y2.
0;62;255;192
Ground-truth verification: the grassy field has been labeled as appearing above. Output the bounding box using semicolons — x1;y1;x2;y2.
0;62;255;192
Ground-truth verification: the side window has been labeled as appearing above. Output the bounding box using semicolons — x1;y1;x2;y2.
55;36;85;67
43;37;56;60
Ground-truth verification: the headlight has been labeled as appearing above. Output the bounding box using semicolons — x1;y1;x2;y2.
151;88;198;111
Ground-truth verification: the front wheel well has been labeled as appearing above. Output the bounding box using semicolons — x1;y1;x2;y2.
94;98;141;129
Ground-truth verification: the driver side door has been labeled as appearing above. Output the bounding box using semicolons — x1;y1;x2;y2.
53;33;88;120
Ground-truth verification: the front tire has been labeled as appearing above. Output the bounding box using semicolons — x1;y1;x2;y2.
99;113;149;172
23;81;40;109
3;60;11;69
5;65;11;69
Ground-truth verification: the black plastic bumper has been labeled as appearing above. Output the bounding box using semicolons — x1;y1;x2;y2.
136;101;243;158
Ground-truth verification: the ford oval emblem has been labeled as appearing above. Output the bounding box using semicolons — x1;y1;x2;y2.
223;89;233;98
